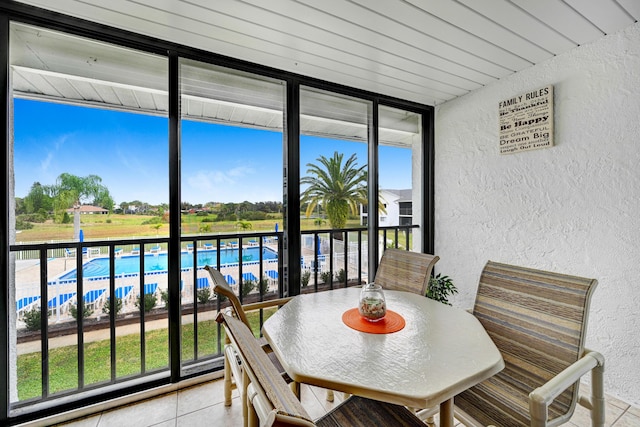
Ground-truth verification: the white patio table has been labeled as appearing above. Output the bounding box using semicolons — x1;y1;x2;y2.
262;287;504;427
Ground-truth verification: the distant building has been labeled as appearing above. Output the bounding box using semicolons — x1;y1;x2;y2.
360;189;412;227
66;205;109;215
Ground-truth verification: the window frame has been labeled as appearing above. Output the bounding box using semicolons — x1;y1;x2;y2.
0;3;434;424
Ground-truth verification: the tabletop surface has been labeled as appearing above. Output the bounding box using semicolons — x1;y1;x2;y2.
262;287;504;408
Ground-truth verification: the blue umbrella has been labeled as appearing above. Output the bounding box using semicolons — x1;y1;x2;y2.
79;229;87;256
275;223;279;233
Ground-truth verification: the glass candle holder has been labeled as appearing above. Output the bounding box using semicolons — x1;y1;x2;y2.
358;283;387;322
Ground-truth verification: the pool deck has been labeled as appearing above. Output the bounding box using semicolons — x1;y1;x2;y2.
12;245;286;354
13;245;285;321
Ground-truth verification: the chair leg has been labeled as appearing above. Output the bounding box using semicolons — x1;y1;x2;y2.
424;416;436;427
591;360;606;427
247;392;259;427
325;390;350;402
414;406;438;426
242;370;249;427
223;354;233;406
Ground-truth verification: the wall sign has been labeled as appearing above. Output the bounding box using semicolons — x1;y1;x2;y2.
499;85;554;154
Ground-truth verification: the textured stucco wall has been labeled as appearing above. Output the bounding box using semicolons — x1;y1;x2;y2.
435;22;640;406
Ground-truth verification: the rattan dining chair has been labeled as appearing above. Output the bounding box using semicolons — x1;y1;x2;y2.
452;261;605;427
374;248;440;296
204;266;295;425
217;312;428;427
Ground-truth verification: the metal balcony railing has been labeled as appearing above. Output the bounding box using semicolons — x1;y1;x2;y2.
8;225;417;411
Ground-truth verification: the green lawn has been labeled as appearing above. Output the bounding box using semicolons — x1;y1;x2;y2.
17;310;274;401
15;213;364;244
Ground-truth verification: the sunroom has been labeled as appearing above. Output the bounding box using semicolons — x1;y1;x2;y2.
1;1;639;426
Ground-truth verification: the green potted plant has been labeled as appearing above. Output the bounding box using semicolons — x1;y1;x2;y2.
426;273;458;305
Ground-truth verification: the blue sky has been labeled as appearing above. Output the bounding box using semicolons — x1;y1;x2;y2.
14;99;412;205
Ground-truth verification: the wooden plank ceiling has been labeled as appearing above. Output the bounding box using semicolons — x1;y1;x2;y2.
14;0;638;107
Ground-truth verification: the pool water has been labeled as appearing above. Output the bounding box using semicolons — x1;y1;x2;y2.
58;247;277;281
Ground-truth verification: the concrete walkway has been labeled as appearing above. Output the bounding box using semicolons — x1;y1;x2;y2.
17;309;220;355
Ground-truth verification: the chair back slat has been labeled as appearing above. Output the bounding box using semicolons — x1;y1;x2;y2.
456;261;598;427
217;313;314;426
374;249;439;295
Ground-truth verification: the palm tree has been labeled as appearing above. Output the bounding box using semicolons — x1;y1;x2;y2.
236;220;253;231
151;223;162;236
47;173;114;240
301;152;367;229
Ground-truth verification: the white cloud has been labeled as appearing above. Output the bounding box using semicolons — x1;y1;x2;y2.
40;151;54;173
227;165;255;178
183;166;279;203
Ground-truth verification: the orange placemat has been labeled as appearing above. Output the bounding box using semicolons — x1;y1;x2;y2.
342;308;406;334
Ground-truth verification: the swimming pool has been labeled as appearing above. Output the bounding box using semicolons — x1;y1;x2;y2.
57;247;277;281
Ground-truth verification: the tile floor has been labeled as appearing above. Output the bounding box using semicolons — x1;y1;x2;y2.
20;378;635;427
42;380;338;427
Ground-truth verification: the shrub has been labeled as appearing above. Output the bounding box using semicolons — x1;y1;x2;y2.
61;212;72;224
197;288;211;305
18;213;39;223
160;289;170;307
258;278;269;295
320;271;332;284
102;297;123;315
216;213;237;222
141;216;162;225
23;307;41;331
241;279;255;298
135;293;157;313
15;218;34;230
240;211;267;221
70;303;93;320
301;270;310;287
335;269;347;284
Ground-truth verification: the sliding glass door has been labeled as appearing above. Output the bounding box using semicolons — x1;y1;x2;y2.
179;59;285;372
9;21;169;406
2;9;431;424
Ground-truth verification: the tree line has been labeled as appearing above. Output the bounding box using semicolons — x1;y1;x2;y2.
17;151;372;230
15;172;285;228
17;173;114;227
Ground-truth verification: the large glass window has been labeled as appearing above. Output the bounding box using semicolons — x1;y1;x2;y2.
299;87;371;288
10;22;168;405
3;11;430;423
378;105;423;252
179;59;285;368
